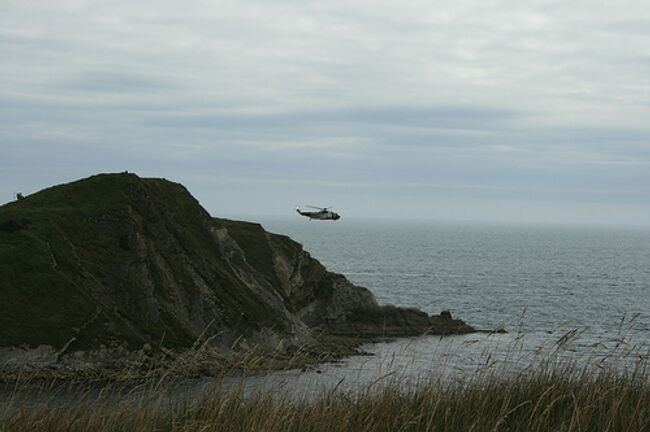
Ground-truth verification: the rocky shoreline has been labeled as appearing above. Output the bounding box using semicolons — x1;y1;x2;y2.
0;309;474;382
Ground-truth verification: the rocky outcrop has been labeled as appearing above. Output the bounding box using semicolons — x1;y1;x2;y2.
0;173;473;363
220;219;474;339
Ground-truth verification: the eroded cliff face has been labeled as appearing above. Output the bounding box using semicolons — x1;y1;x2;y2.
217;220;474;338
0;173;472;356
217;220;381;328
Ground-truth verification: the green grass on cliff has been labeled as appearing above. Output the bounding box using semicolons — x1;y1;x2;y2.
0;173;200;348
0;173;286;350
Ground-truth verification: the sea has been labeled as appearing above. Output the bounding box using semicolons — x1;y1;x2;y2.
210;217;650;398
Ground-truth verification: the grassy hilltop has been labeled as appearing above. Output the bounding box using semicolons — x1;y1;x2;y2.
0;173;471;356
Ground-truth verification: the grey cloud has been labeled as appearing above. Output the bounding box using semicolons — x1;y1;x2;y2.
597;19;650;35
146;105;523;131
0;33;78;55
521;127;650;151
0;34;41;48
59;71;179;93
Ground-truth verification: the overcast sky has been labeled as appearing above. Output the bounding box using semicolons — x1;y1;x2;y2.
2;0;649;225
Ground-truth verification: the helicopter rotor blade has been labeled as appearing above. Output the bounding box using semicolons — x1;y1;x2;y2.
306;205;325;210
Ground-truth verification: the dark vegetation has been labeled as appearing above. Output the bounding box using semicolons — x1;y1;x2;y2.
0;173;472;364
0;174;283;349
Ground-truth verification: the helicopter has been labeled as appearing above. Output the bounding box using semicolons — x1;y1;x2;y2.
296;206;341;221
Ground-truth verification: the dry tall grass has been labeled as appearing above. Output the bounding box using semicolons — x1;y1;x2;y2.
3;319;650;432
3;353;650;432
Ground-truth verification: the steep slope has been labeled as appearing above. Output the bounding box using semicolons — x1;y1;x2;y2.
216;219;380;326
0;173;472;354
219;219;474;337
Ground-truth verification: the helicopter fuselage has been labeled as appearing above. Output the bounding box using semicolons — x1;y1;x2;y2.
296;208;341;220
